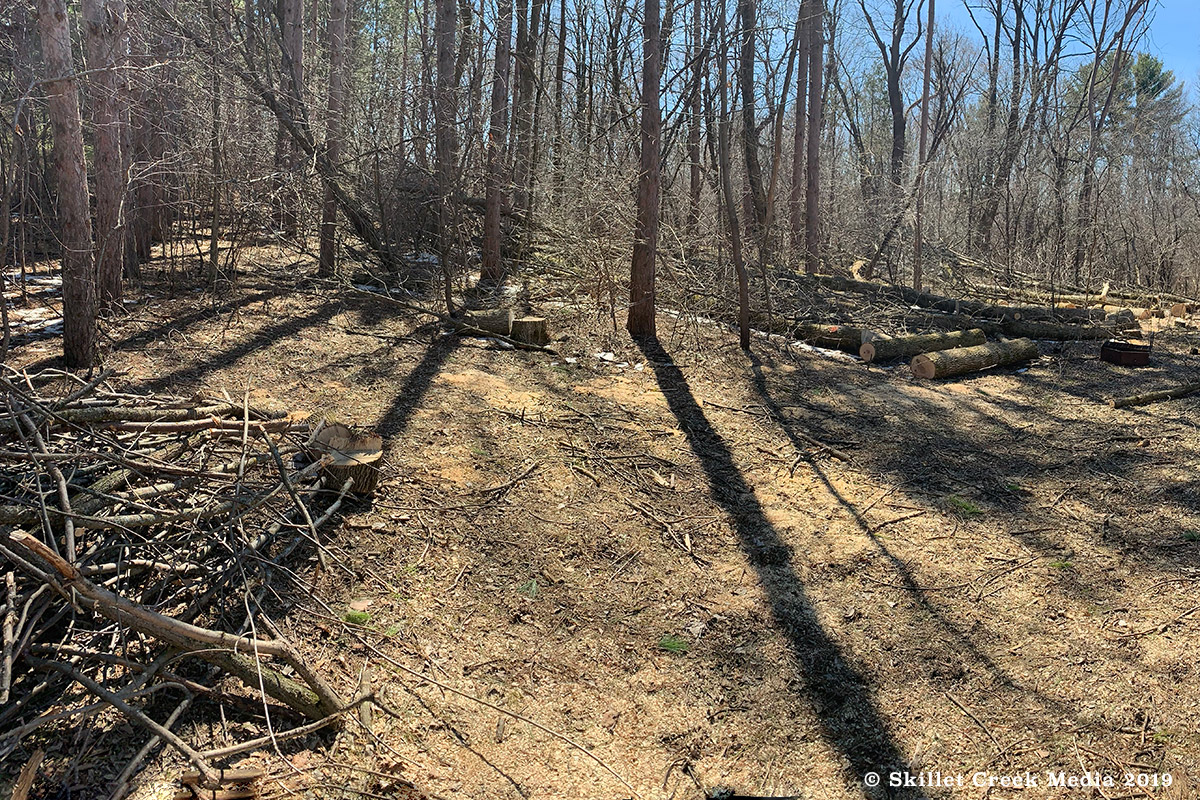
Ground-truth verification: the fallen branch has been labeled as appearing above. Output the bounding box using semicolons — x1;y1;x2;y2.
1109;381;1200;409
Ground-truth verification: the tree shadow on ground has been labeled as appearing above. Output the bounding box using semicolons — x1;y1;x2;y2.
635;336;930;800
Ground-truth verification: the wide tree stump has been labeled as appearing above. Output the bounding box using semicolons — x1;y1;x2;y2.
312;424;383;495
860;328;986;363
911;338;1039;379
511;316;550;346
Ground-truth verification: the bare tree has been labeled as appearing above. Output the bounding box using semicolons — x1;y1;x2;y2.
912;0;934;290
628;0;661;337
804;0;824;274
37;0;98;367
318;0;350;277
83;0;128;306
482;0;515;283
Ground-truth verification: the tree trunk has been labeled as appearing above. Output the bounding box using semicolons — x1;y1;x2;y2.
717;0;749;350
38;0;98;368
911;338;1038;379
788;0;809;255
482;0;514;283
686;0;704;241
737;0;766;232
912;0;933;291
860;328;985;363
803;0;823;274
627;0;661;338
434;0;459;312
83;0;127;307
277;0;305;236
318;0;349;277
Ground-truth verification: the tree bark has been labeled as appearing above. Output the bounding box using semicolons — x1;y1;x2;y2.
717;0;750;349
911;338;1038;379
434;0;459;312
318;0;349;277
38;0;98;368
737;0;766;232
482;0;514;283
628;0;661;338
788;0;809;255
860;328;985;363
277;0;305;236
83;0;128;307
803;0;823;274
912;0;933;291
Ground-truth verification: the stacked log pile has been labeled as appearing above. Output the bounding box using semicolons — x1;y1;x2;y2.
0;369;368;788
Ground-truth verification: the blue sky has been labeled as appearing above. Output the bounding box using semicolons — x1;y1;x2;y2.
1146;1;1200;86
937;1;1199;91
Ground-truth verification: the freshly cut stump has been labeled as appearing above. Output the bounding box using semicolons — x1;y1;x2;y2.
312;423;384;495
911;338;1039;379
860;328;986;363
511;316;550;346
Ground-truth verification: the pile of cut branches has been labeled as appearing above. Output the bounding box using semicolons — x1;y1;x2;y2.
0;367;364;792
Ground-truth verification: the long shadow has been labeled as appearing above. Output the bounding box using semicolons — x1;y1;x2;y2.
114;288;287;351
140;302;342;393
635;337;928;799
374;334;459;436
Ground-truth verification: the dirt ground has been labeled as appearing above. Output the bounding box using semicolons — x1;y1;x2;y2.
6;248;1200;799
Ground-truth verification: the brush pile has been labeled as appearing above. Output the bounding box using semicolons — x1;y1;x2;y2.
0;367;368;791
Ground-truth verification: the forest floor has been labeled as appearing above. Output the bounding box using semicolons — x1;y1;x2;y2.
7;243;1200;800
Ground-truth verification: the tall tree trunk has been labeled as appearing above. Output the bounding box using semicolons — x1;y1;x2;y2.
717;0;750;350
83;0;128;307
482;0;514;283
207;2;221;286
737;0;766;232
434;0;458;312
788;0;809;255
912;0;934;291
628;0;661;338
319;0;349;277
37;0;98;368
513;0;543;214
686;0;704;242
277;0;305;236
803;0;823;274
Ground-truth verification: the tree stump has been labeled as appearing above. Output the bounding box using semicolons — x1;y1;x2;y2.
860;328;986;363
511;316;549;346
311;424;383;495
911;338;1038;379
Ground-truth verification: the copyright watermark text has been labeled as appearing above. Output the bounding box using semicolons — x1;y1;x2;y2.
863;770;1173;790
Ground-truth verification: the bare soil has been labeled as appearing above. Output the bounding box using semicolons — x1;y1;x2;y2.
6;247;1200;800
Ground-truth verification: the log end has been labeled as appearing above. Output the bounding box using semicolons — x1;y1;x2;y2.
910;353;936;379
859;342;877;362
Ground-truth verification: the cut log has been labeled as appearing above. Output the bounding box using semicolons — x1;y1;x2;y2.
311;424;383;495
789;322;868;353
511;316;550;346
910;338;1038;379
1109;381;1200;409
860;328;986;363
1169;302;1189;317
461;309;514;336
903;311;1136;341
